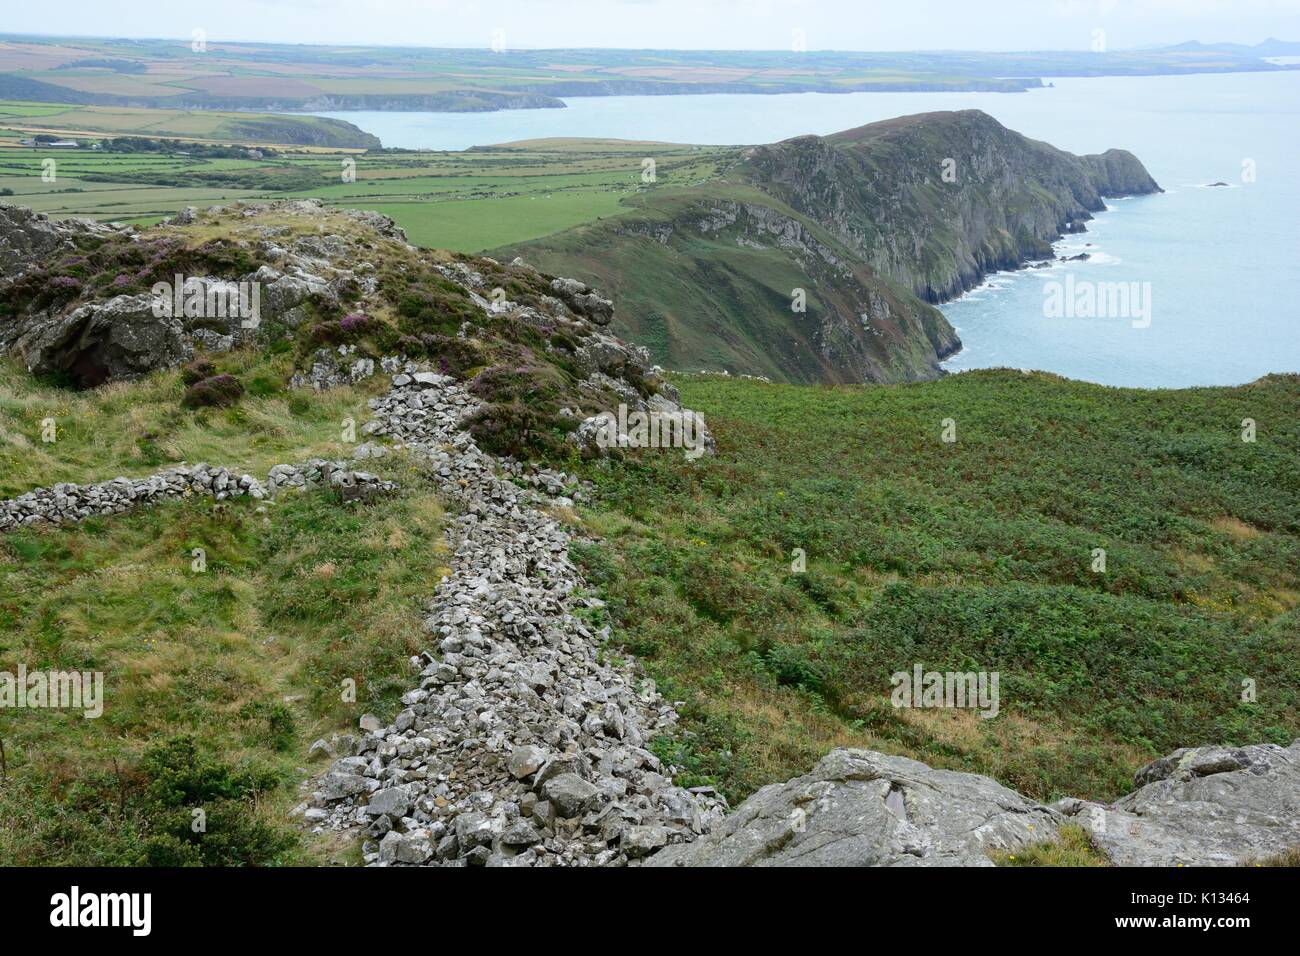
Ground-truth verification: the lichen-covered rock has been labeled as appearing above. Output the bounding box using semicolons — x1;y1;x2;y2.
647;748;1060;867
550;276;614;325
0;205;122;279
18;293;189;387
1053;740;1300;867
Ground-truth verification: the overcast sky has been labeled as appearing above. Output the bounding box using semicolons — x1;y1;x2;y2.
6;0;1300;51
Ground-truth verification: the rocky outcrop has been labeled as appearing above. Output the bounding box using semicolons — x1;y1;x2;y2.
649;740;1300;867
648;749;1059;867
0;205;121;279
1053;741;1300;867
549;277;613;326
15;293;189;387
743;109;1162;303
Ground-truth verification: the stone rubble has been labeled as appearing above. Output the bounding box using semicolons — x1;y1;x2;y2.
302;364;726;866
0;459;393;532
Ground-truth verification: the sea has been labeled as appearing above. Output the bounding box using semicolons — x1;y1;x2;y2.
317;70;1300;387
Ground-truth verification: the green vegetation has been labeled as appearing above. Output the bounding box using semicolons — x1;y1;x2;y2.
502;180;955;384
0;352;376;498
1;186;1295;866
992;824;1112;866
0;132;720;245
0;100;376;148
573;370;1300;805
0;471;445;865
1244;846;1300;866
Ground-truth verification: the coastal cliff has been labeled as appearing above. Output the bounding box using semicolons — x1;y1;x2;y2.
506;109;1161;383
744;110;1162;302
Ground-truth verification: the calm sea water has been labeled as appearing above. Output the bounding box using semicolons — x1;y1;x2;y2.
319;70;1300;387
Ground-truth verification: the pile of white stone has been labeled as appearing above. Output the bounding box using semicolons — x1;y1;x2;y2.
0;459;393;532
301;366;726;866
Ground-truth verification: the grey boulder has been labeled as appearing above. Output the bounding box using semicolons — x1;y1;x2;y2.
18;294;188;387
1054;740;1300;867
647;748;1059;867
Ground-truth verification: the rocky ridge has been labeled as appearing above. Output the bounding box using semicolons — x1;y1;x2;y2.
0;198;724;866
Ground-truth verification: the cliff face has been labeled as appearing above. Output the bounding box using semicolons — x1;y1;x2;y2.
742;110;1162;303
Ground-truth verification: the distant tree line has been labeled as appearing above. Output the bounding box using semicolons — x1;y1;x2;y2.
100;137;280;159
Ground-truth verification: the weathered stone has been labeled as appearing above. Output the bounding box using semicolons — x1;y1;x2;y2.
542;773;600;818
379;830;433;864
318;772;380;802
366;787;412;819
621;824;671;858
508;745;548;780
1054;741;1300;867
648;749;1060;867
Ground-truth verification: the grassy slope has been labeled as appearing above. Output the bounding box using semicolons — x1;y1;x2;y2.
0;355;377;497
502;181;957;384
0;343;447;864
575;370;1300;805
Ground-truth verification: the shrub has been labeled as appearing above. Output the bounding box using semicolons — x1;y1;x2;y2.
182;374;244;409
466;401;570;460
181;358;217;386
340;311;371;334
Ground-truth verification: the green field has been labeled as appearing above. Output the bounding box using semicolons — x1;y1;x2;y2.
0;99;377;148
0;129;728;248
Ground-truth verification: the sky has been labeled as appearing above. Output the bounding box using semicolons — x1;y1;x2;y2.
4;0;1300;51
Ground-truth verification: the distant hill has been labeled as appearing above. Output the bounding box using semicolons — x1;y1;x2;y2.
0;34;1295;115
1157;38;1300;56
